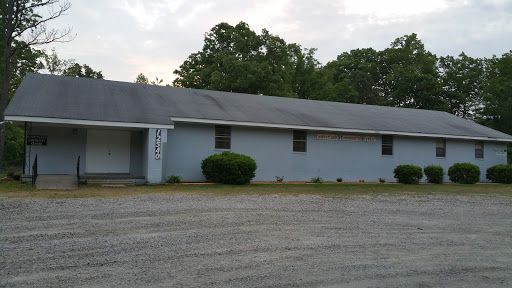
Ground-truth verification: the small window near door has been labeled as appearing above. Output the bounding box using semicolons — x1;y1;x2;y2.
382;135;393;156
436;139;446;157
215;125;231;149
475;141;484;158
293;130;307;152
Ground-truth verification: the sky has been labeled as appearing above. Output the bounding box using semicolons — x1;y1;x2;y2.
40;0;512;85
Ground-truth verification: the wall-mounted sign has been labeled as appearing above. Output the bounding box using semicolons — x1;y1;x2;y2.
495;149;507;156
341;135;361;141
27;135;47;146
363;136;376;142
315;134;339;140
155;129;162;160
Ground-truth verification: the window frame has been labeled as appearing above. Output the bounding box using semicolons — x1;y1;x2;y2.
475;141;484;159
293;130;307;153
381;135;393;156
436;138;446;158
214;125;231;150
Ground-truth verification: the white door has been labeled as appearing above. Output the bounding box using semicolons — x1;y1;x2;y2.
86;129;131;173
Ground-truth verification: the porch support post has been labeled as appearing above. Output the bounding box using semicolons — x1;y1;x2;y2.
145;128;167;184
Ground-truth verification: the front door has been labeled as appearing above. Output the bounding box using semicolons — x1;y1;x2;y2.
86;129;131;173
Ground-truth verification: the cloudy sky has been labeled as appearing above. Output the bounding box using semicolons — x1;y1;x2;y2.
41;0;512;85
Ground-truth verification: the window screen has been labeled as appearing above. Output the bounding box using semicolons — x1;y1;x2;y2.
293;130;307;152
475;141;484;158
436;139;446;157
382;135;393;156
215;126;231;149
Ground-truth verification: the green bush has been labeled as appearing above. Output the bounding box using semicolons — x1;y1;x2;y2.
310;177;323;183
448;163;480;184
424;165;444;184
393;165;423;184
201;152;257;184
486;164;512;184
166;175;182;183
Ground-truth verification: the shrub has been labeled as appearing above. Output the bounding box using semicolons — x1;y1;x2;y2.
424;165;444;184
275;176;284;182
448;163;480;184
379;178;386;183
166;175;182;184
486;164;512;184
201;152;257;185
310;177;323;183
393;165;423;184
336;177;343;182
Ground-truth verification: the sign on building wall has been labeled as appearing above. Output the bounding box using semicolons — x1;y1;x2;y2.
155;129;161;160
363;136;376;142
341;135;361;141
495;149;507;156
314;134;339;140
27;135;47;146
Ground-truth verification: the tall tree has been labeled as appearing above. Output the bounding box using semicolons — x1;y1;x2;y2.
1;0;73;169
173;21;319;98
380;34;447;111
438;53;484;119
134;72;165;85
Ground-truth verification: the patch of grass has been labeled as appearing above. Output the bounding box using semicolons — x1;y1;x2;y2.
0;181;511;199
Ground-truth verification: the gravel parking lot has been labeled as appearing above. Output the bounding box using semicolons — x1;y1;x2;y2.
1;193;511;287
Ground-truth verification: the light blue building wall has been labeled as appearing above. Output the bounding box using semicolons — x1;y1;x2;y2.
166;123;508;183
24;123;508;183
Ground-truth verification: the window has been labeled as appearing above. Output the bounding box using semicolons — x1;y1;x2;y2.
215;125;231;149
436;139;446;157
475;141;484;158
382;135;393;156
293;130;307;152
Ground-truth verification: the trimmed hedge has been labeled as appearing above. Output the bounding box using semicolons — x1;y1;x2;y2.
424;165;444;184
201;152;257;184
393;165;423;184
448;163;480;184
486;164;512;184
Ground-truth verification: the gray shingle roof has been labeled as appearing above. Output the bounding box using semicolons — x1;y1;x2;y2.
5;73;512;141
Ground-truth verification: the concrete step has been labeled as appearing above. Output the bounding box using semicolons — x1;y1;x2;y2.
35;175;78;190
86;179;136;185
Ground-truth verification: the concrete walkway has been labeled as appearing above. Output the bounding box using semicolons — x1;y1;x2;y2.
35;175;78;190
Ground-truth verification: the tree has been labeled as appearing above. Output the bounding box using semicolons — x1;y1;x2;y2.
173;21;319;98
438;53;484;119
380;34;447;111
61;63;103;79
1;0;73;169
134;73;166;85
479;51;512;163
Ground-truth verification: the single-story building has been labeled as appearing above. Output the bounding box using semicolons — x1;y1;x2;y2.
5;73;512;184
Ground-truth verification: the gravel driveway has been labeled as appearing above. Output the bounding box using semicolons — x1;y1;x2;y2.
1;194;511;287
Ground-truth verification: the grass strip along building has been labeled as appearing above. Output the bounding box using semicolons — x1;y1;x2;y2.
5;73;512;184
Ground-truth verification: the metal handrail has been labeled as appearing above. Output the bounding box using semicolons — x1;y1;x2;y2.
32;154;38;186
76;156;80;186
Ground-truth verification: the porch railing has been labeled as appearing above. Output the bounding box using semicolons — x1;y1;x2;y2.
76;156;80;186
32;154;38;186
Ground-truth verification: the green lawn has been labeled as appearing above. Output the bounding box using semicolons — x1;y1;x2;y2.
0;180;511;199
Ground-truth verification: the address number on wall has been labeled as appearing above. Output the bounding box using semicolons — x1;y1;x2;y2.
155;129;162;160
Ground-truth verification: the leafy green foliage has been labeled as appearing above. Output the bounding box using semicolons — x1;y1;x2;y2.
201;152;257;184
448;163;481;184
3;123;24;167
393;165;423;184
424;165;444;184
166;175;182;184
486;164;512;184
173;22;320;98
310;177;323;183
61;63;103;79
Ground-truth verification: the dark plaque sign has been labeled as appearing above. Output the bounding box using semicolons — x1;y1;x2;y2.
27;135;47;146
